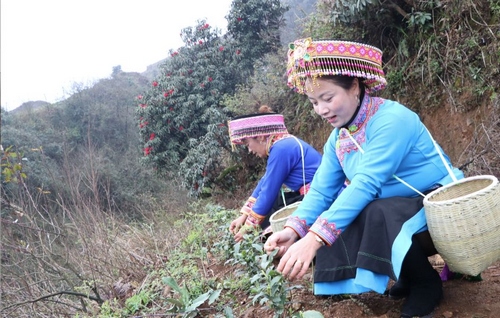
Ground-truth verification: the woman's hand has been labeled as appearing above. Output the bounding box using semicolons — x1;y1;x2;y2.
264;227;298;258
275;232;323;281
229;214;247;242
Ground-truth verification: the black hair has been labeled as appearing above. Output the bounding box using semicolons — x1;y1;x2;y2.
320;75;366;95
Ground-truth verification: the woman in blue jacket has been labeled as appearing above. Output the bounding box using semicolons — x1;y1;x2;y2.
264;38;464;318
228;105;322;242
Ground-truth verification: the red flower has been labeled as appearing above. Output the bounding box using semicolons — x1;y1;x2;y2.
139;103;147;108
171;51;179;57
188;69;193;74
149;133;155;140
169;107;173;111
179;125;184;131
236;49;241;55
152;81;158;87
144;146;152;156
199;40;203;45
219;46;224;52
137;95;143;100
169;89;174;94
237;17;242;21
204;23;209;28
208;77;213;82
200;83;205;88
164;92;169;97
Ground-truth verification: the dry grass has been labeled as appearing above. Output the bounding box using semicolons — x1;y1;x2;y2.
1;148;193;317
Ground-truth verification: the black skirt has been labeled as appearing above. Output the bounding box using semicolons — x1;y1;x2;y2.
314;196;425;284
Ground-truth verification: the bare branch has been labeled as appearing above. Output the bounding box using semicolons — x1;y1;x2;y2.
1;290;103;312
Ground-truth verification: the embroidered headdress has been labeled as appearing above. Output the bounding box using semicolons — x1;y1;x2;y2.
228;113;288;148
286;38;386;94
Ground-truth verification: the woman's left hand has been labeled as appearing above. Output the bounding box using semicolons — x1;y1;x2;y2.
277;232;323;280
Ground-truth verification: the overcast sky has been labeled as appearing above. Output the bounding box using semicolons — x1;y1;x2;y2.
1;0;233;111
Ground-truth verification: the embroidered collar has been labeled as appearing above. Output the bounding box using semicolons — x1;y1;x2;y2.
344;94;372;134
266;134;292;156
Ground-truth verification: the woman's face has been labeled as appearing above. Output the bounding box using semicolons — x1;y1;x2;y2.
244;137;267;158
305;77;360;128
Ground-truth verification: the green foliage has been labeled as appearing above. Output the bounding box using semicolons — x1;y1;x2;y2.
250;249;290;317
321;0;376;25
124;290;152;314
1;145;28;184
226;0;289;75
162;276;221;317
407;10;432;28
97;299;122;318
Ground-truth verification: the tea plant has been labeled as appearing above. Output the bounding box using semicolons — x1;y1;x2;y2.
162;276;221;318
124;290;152;315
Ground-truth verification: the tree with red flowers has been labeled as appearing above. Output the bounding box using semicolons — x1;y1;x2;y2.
137;0;288;196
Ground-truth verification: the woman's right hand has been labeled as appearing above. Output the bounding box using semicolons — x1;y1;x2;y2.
264;227;298;258
229;214;247;235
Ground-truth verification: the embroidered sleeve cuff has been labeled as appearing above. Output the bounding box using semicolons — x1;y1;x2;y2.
284;216;309;238
240;197;257;215
245;210;265;227
309;216;342;245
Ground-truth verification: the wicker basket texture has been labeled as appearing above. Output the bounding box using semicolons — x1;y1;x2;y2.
269;201;302;233
423;175;500;276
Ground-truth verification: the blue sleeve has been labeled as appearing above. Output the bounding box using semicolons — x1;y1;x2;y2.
250;144;298;217
291;131;346;226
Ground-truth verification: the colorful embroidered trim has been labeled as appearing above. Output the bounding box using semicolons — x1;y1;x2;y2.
240;197;256;215
287;38;387;94
245;210;266;227
335;96;383;165
284;216;309;238
228;113;288;148
265;133;292;156
299;183;311;195
281;183;310;195
309;216;342;245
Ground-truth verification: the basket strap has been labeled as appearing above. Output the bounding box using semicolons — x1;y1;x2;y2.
341;128;426;197
424;127;458;183
292;136;307;193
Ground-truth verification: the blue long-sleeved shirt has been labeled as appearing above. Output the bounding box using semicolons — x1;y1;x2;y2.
243;136;322;224
286;95;464;243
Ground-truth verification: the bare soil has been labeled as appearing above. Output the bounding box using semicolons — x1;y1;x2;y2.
234;258;500;318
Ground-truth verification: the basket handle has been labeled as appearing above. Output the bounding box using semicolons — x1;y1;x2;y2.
341;127;457;198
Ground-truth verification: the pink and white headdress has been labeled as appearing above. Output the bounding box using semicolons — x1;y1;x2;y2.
228;113;288;148
287;38;387;94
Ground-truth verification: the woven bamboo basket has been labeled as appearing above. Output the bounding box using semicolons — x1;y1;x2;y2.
423;175;500;276
269;201;301;233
